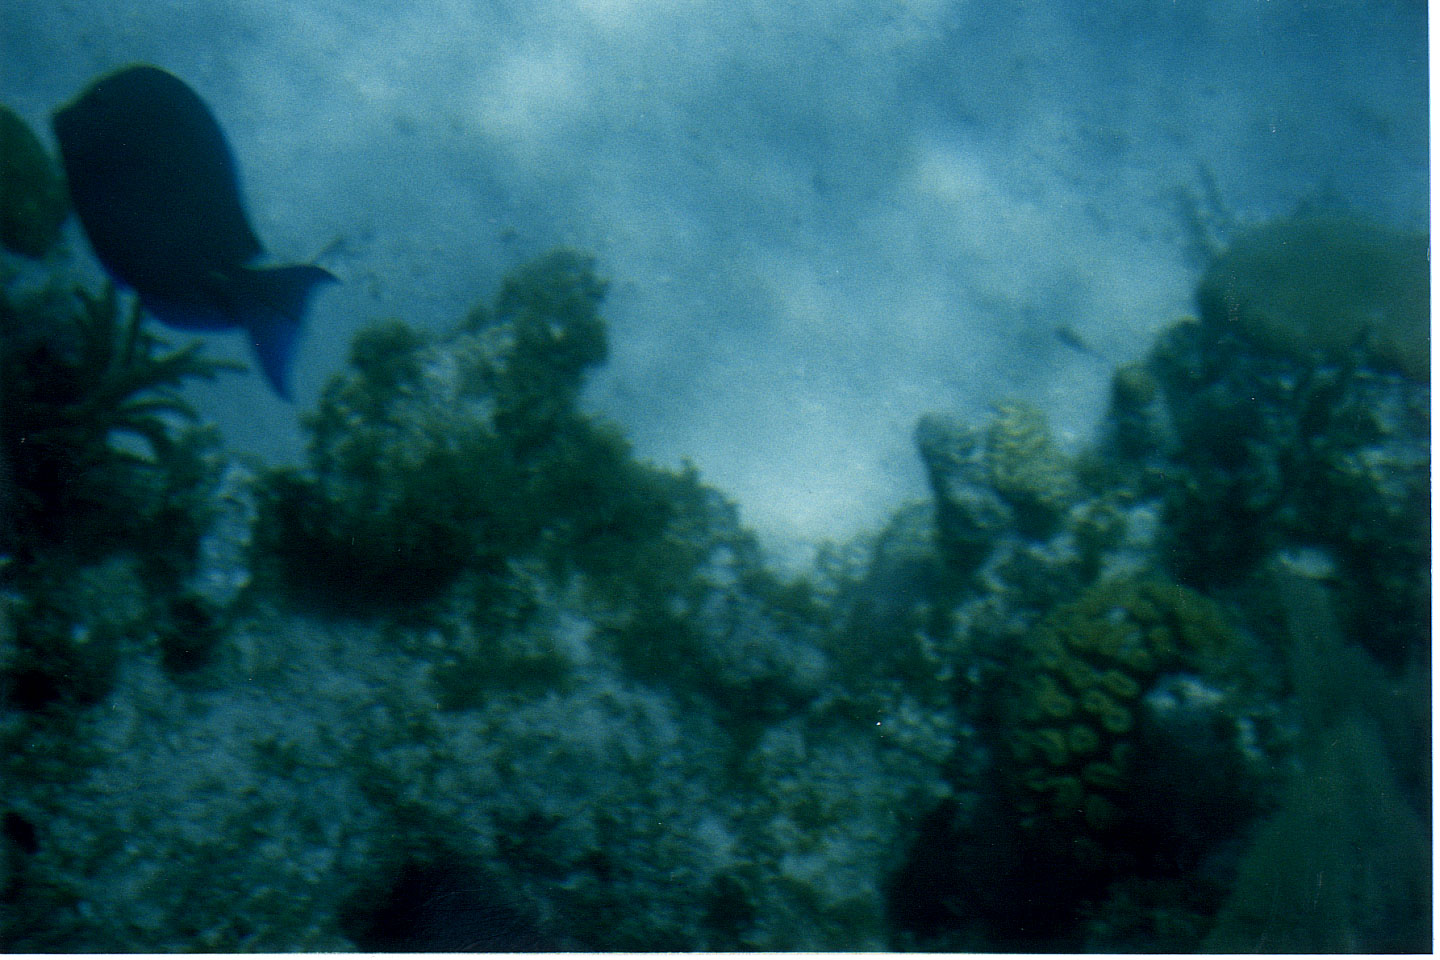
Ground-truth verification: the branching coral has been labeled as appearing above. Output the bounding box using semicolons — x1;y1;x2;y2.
0;281;239;552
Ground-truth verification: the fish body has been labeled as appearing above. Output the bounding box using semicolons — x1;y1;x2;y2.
52;64;334;398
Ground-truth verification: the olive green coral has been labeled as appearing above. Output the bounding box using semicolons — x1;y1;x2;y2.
995;577;1248;872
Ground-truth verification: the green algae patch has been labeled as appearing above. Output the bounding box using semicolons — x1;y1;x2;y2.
265;249;697;607
1197;216;1429;381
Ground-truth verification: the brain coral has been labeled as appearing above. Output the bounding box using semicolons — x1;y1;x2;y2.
1196;215;1429;382
994;577;1249;874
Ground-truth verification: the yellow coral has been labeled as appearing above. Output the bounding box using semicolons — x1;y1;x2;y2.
984;400;1078;534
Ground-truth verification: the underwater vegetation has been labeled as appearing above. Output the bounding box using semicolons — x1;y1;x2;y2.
0;102;1428;953
263;249;703;608
884;212;1429;951
0;104;240;559
1140;322;1427;668
886;398;1282;951
0;107;249;725
0;278;239;558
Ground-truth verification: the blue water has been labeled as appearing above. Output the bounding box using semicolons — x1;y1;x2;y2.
0;0;1426;563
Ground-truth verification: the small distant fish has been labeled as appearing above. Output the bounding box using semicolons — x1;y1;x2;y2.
1054;324;1103;360
52;64;335;398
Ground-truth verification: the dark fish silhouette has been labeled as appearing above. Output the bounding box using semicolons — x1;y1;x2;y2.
52;64;335;398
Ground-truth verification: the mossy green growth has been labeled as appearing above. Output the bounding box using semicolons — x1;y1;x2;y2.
489;249;608;442
0;103;69;258
267;312;513;603
268;250;686;606
1197;215;1429;381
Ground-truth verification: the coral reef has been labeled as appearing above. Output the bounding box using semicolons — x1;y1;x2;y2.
886;214;1429;952
884;554;1275;950
264;249;677;605
1196;215;1429;382
0;247;957;951
1132;305;1429;668
993;577;1264;877
0;163;1427;953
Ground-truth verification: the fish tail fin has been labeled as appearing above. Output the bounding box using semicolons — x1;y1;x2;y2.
238;264;337;399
